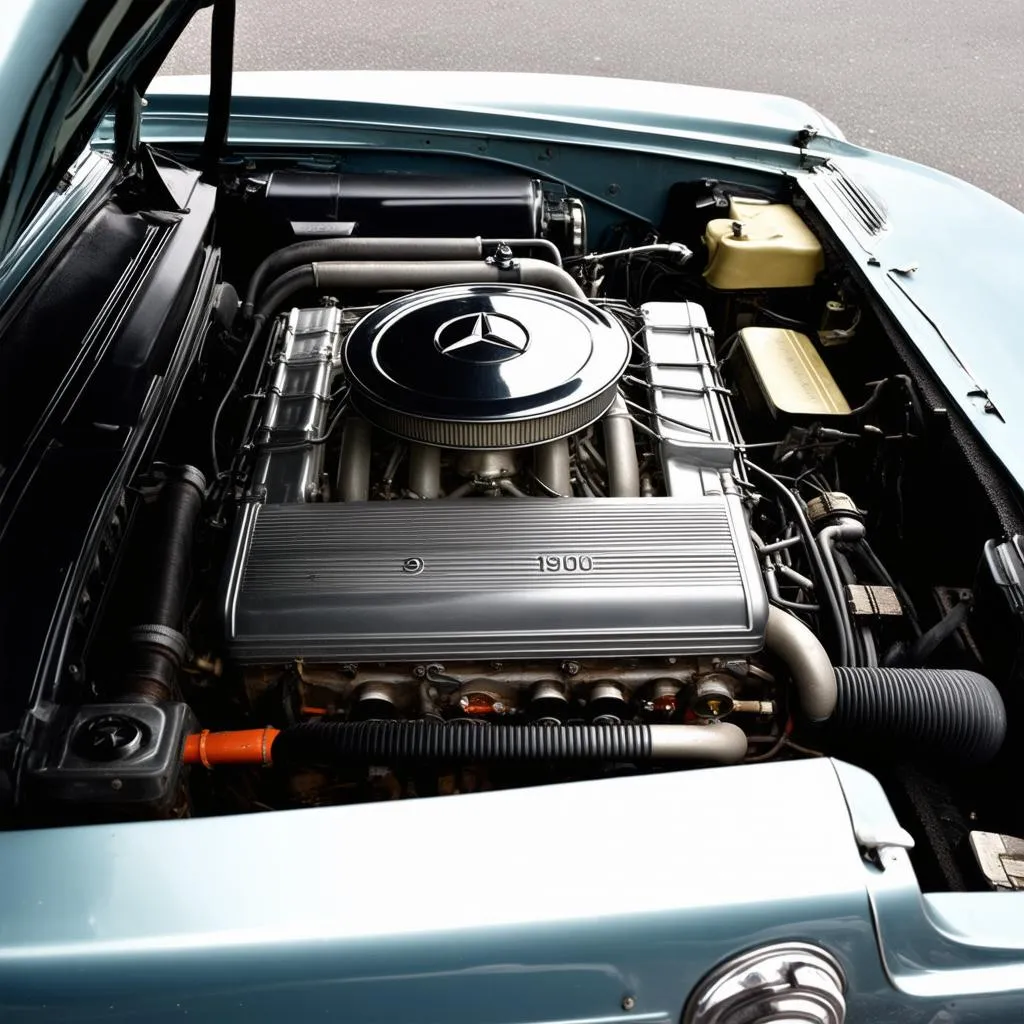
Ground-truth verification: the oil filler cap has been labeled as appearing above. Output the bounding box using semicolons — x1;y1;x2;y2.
684;942;845;1024
72;714;147;762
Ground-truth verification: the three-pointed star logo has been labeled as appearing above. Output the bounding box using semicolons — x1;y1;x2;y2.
434;311;530;363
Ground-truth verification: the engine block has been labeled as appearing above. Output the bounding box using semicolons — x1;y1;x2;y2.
221;293;768;669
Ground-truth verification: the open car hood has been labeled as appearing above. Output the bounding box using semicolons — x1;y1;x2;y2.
0;0;207;262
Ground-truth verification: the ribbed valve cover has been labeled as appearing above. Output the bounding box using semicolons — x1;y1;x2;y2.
342;283;631;448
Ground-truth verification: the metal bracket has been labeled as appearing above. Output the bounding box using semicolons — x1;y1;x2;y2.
796;125;820;167
970;832;1024;890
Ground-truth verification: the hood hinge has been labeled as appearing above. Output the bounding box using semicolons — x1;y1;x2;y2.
796;124;824;168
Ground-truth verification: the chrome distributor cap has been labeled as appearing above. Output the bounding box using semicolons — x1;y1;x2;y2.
684;942;845;1024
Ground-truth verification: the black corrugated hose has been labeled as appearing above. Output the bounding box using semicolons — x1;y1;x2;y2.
273;721;654;765
832;666;1006;762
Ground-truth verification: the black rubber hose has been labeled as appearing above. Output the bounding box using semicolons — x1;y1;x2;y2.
832;666;1006;762
136;467;205;628
271;721;750;765
243;237;485;317
274;721;654;765
121;465;205;702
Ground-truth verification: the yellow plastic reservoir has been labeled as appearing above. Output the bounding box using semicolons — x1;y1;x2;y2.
734;327;851;419
704;199;824;290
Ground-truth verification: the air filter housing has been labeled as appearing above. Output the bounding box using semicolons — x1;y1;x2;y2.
342;283;631;448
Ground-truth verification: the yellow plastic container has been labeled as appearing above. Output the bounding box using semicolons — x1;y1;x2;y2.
734;327;851;418
704;199;824;290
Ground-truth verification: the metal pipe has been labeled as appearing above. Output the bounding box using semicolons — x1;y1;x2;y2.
244;237;486;317
337;417;372;501
566;242;691;265
744;462;848;664
775;562;815;591
408;444;442;498
481;238;563;267
755;535;802;556
533;440;571;497
445;480;475;499
648;722;748;763
816;519;866;668
314;258;586;299
765;566;820;613
255;260;586;315
764;605;838;722
602;394;641;497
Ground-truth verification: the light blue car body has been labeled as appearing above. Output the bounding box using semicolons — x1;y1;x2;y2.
2;5;1024;1020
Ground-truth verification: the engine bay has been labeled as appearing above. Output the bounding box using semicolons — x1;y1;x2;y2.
8;161;1023;891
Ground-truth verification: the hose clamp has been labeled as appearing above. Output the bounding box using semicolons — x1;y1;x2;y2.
172;464;207;496
128;624;190;666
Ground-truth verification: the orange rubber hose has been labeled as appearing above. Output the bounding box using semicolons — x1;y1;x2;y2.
183;727;280;767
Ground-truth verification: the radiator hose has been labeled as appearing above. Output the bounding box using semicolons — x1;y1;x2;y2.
832;666;1006;762
121;465;205;702
185;721;749;767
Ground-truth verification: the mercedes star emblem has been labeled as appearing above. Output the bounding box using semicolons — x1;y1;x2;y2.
73;714;146;762
434;311;530;363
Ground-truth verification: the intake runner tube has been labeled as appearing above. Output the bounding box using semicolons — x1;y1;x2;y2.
408;444;442;498
533;439;572;497
243;237;486;318
764;605;837;722
184;722;748;766
602;393;641;497
337;416;372;501
121;465;205;702
256;258;586;315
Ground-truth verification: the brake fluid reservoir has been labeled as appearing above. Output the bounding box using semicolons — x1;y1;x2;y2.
703;198;824;289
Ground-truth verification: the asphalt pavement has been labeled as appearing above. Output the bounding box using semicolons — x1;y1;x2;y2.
162;0;1024;209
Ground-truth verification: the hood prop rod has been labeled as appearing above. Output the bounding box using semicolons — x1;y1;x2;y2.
201;0;236;183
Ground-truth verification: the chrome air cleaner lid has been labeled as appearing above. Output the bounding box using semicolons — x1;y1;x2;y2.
342;283;631;448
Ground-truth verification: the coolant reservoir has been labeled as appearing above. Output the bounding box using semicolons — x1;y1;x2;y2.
704;198;824;289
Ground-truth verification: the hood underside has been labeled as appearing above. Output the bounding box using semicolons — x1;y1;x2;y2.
0;0;207;262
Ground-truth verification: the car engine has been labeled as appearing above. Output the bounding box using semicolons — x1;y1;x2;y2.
21;170;1012;859
214;281;773;749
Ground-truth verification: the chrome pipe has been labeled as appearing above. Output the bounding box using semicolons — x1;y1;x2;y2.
337;417;372;501
764;605;838;722
648;722;747;763
533;439;571;497
408;444;442;498
602;393;641;497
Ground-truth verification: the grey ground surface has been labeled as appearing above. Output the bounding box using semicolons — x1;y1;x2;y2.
162;0;1024;209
